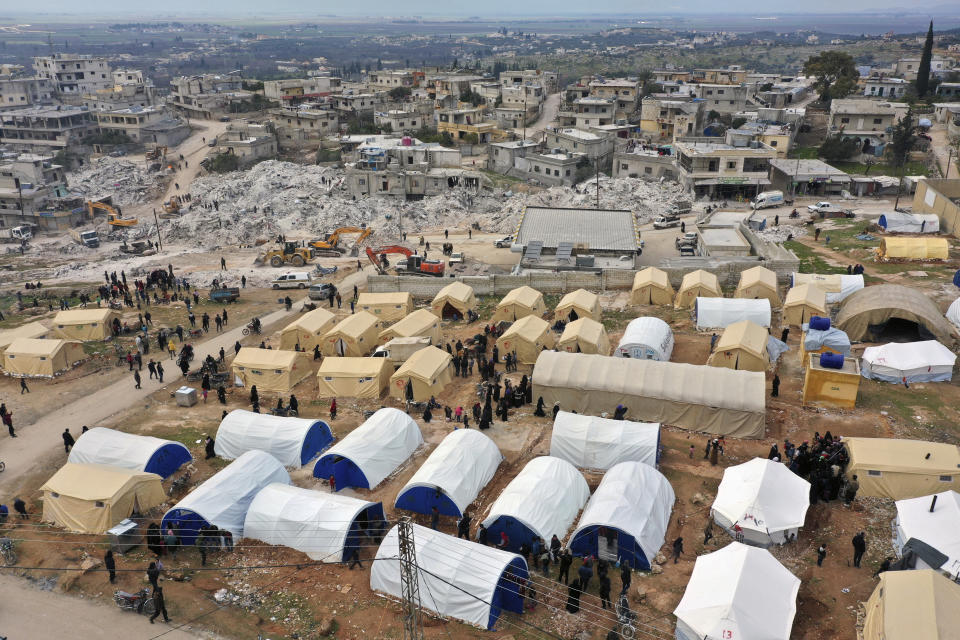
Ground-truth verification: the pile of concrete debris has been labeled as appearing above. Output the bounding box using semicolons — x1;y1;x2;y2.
66;156;169;206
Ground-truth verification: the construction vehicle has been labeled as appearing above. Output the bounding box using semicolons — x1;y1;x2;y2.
119;240;156;256
163;196;181;215
365;245;445;277
309;226;374;257
70;228;100;248
86;200;138;227
254;241;314;268
145;145;167;161
0;225;32;243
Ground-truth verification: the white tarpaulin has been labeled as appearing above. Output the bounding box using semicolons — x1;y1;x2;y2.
791;273;864;303
895;491;960;578
569;461;674;569
549;411;660;470
802;326;852;357
481;456;589;547
371;523;528;630
314;408;423;490
161;450;290;541
68;427;191;479
674;542;800;640
862;341;957;384
214;410;332;468
395;429;502;517
614;317;674;361
244;483;382;562
878;212;940;233
695;297;771;330
711;458;811;546
948;298;960;333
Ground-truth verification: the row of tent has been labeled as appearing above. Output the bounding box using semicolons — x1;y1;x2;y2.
0;321;86;378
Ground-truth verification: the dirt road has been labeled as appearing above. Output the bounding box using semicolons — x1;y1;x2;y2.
929;123;957;179
510;91;561;139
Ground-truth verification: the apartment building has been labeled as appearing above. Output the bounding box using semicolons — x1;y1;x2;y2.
726;121;795;157
674;139;777;199
33;54;113;103
863;77;908;99
487;139;539;173
430;74;485;100
895;56;955;80
469;81;502;106
263;77;341;103
613;145;677;180
690;84;749;114
436;106;495;143
332;92;386;118
543;128;613;164
82;70;157;111
588;78;640;119
269;104;339;149
639;96;703;142
344;136;480;198
522;152;582;187
500;70;558;93
0;77;54;107
0;153;69;228
692;68;748;85
374;109;423;133
0;105;94;152
829;99;899;155
367;71;416;91
571;97;616;128
169;75;251;119
213;122;277;164
93;106;189;146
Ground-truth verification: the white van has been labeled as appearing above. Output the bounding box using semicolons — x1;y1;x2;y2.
751;190;785;210
271;272;313;289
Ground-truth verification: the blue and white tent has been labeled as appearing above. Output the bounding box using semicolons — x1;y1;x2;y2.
214;410;333;468
68;427;191;479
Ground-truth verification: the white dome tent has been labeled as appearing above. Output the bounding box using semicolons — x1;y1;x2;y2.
674;542;800;640
894;491;960;579
568;461;674;570
214;410;334;468
549;411;660;471
394;429;502;517
695;297;771;330
862;341;957;384
947;297;960;333
481;456;589;553
313;408;423;490
371;523;528;630
161;450;290;544
68;427;191;479
711;458;811;546
614;317;674;361
243;483;386;563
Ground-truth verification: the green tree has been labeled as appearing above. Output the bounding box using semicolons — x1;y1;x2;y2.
916;21;934;97
889;108;916;168
818;134;860;162
732;117;747;130
388;86;412;100
707;110;721;122
803;51;859;103
207;153;240;173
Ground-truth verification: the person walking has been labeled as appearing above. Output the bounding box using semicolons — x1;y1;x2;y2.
852;532;866;568
19;378;29;394
672;536;684;563
104;550;116;583
157;362;164;383
149;585;171;624
220;257;226;270
134;370;142;389
457;512;471;540
620;563;631;595
703;520;714;546
4;411;15;437
148;360;157;379
817;543;828;567
771;374;780;397
598;573;612;610
62;428;75;453
330;398;337;420
347;547;363;569
205;435;216;460
430;506;439;530
558;548;573;585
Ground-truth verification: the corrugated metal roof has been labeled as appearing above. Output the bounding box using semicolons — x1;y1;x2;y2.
516;206;637;253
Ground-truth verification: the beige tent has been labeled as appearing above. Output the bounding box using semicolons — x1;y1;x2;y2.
491;286;547;323
555;289;602;321
675;270;722;309
532;351;766;438
279;308;336;351
357;292;414;325
41;463;165;533
782;284;828;327
3;338;85;377
845;437;960;500
232;348;312;394
706;320;769;372
497;315;555;364
430;282;477;320
557;318;611;355
389;346;453;401
837;285;955;345
53;309;119;341
734;266;781;308
878;237;949;261
316;357;391;399
0;321;49;357
863;570;960;640
378;308;443;346
322;311;380;357
631;268;675;306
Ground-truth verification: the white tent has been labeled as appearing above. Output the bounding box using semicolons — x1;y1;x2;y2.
214;410;333;468
878;212;940;233
862;341;957;384
894;491;960;579
948;297;960;333
313;408;423;490
569;461;674;570
243;483;385;563
161;450;290;544
712;458;810;546
549;411;660;471
371;523;528;630
614;317;674;361
481;456;589;552
394;429;502;517
791;273;864;303
696;297;771;330
674;542;801;640
68;427;191;479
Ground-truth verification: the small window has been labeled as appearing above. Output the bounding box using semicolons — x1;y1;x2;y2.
644;167;652;174
868;470;882;477
770;140;778;147
717;89;725;95
95;501;105;508
274;369;282;374
873;118;882;124
940;475;953;482
727;161;736;169
841;117;850;124
40;356;47;361
251;369;262;375
51;492;60;498
324;376;333;381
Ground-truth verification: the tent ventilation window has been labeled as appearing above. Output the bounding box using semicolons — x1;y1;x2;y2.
324;376;333;381
6;355;12;359
940;475;953;482
50;492;59;498
95;501;105;508
40;357;46;361
251;369;262;375
236;366;245;371
90;323;98;327
868;470;882;477
274;369;282;374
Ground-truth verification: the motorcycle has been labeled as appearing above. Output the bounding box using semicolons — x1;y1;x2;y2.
114;588;156;616
242;321;262;336
789;208;800;219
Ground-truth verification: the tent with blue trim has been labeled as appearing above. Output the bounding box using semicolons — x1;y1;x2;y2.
68;427;192;479
371;523;528;630
161;450;289;544
569;461;675;570
214;410;333;468
394;429;502;517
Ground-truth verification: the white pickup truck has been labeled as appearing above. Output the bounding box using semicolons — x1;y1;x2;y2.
807;201;854;217
372;336;432;368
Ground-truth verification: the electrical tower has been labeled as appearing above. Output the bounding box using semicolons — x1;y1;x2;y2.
397;516;425;640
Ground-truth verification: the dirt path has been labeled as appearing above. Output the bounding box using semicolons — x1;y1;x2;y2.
0;574;208;639
929;123;957;179
510;91;561;139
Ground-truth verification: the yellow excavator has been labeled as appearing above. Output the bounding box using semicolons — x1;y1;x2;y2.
254;241;314;268
146;145;168;161
86;200;138;227
309;226;373;257
163;196;181;215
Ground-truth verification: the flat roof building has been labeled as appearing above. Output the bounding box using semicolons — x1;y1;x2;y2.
515;206;638;255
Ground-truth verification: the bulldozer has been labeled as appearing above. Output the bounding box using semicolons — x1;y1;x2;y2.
163;196;181;215
86;200;138;227
146;145;168;161
255;241;314;268
309;226;374;257
365;245;445;277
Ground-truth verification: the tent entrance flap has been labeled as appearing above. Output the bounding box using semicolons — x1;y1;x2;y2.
868;317;936;342
161;508;210;546
484;516;537;553
315;455;370;491
343;503;386;562
300;422;335;465
489;557;528;629
394;485;461;517
570;525;645;570
144;445;193;479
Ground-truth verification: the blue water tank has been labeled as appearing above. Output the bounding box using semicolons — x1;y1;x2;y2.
809;316;831;331
820;352;844;369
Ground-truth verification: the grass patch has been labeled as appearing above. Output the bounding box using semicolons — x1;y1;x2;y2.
857;380;959;442
831;161;928;176
788;146;819;159
480;169;524;189
474;295;500;320
783;241;847;274
601;309;633;332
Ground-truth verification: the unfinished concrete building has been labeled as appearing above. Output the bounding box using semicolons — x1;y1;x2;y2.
543;128;613;166
0;77;54;108
270;104;340;150
344;136;480;198
674;139;777;199
0;153;70;228
0;105;94;153
93;106;188;145
169;75;251;119
639;96;703;142
264;77;342;104
213;122;277;165
32;54;113;104
436;106;495;143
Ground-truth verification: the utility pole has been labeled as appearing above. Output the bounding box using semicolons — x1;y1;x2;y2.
948;147;954;180
596;162;600;210
397;517;424;640
152;208;164;252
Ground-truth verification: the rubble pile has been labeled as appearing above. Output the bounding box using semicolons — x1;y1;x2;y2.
66;157;169;206
756;224;807;243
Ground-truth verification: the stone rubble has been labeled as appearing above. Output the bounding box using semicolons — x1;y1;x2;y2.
66;156;169;206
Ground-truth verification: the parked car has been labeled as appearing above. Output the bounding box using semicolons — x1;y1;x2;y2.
308;283;337;301
271;272;312;290
494;236;513;248
448;252;465;265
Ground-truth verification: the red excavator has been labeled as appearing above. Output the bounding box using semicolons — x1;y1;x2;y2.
365;245;445;277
